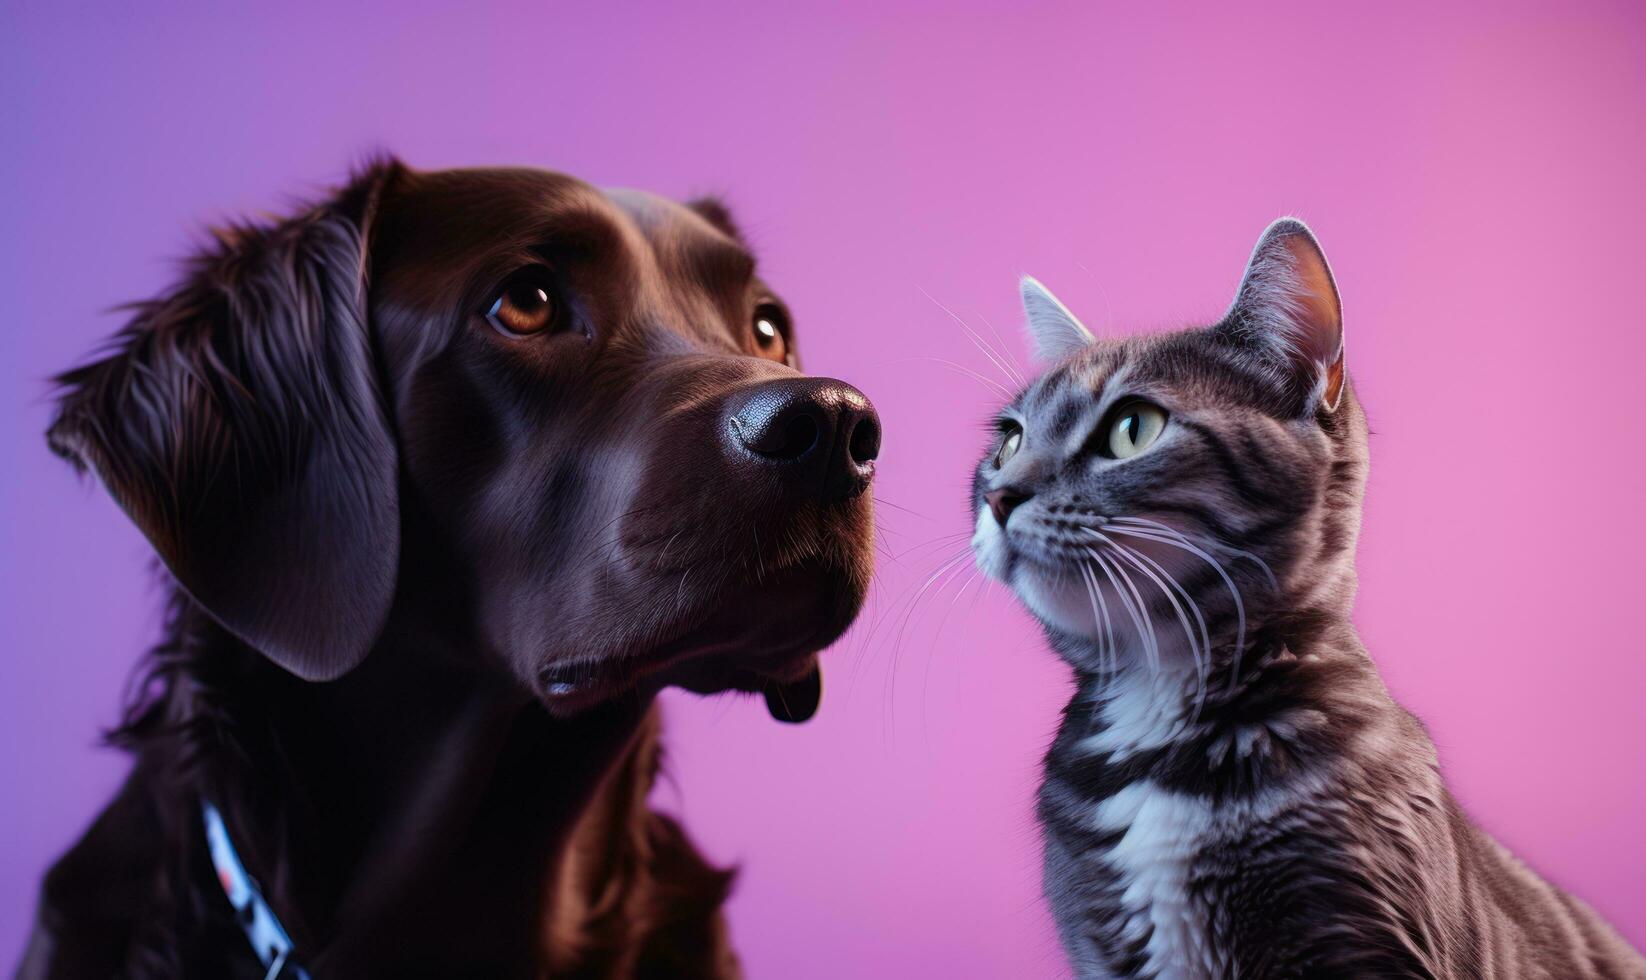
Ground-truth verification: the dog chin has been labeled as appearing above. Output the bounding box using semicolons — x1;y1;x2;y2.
660;558;863;679
659;553;865;725
537;556;864;719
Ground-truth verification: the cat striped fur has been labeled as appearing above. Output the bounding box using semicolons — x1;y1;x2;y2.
970;220;1645;979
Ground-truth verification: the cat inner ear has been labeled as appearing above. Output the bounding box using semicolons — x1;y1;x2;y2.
1218;218;1345;412
1021;276;1095;362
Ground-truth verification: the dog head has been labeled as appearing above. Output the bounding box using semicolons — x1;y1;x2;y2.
48;159;878;722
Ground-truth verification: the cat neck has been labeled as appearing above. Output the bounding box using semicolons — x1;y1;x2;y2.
1063;609;1380;774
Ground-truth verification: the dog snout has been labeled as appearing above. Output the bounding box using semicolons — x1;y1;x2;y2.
726;377;880;501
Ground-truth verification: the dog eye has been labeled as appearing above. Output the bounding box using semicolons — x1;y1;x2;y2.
752;302;790;362
485;268;558;337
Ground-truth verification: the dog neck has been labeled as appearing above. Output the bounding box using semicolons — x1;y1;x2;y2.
131;594;669;974
310;664;656;974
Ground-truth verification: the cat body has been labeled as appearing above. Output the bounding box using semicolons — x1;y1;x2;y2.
1040;637;1633;978
971;221;1644;978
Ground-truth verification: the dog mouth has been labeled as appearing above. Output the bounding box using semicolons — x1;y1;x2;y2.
656;557;856;722
535;554;864;722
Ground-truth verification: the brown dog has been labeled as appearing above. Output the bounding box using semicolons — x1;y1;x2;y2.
23;159;878;977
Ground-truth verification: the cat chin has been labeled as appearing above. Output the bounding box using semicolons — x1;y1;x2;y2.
974;507;1179;661
1014;569;1104;640
974;506;1105;641
970;507;1009;580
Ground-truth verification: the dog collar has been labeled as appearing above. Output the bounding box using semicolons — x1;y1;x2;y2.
201;800;312;980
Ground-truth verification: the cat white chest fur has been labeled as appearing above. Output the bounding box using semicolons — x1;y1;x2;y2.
1092;782;1227;980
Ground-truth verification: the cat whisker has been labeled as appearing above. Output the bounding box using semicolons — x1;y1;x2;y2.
1110;516;1278;590
871;547;975;665
1075;561;1111;681
1085;550;1134;676
1089;561;1118;679
1094;562;1117;680
1075;561;1100;678
1115;543;1211;678
1093;533;1205;709
1094;529;1216;648
1106;548;1161;674
920;288;1026;388
853;544;975;734
922;564;985;709
926;357;1018;399
1085;546;1159;674
889;530;974;564
961;320;1026;389
1100;523;1251;693
1103;537;1210;721
903;556;978;711
872;496;935;522
1073;261;1117;335
971;308;1028;381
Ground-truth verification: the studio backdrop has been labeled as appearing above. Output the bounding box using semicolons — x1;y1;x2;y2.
4;1;1643;975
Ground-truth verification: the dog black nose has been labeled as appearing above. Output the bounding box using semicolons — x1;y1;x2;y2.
726;377;880;501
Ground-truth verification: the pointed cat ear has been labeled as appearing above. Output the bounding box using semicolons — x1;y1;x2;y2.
1021;276;1095;361
1217;218;1345;413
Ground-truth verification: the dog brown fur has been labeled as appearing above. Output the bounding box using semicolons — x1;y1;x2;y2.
24;158;878;977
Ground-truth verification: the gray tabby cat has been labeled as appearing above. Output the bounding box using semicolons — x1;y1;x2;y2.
970;220;1645;979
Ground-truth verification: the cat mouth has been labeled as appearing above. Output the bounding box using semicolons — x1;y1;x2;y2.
973;507;1088;578
972;507;1128;641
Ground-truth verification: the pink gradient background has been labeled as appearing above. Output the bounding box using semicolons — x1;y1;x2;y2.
4;1;1644;973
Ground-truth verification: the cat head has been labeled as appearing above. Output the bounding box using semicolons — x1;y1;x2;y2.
971;219;1367;677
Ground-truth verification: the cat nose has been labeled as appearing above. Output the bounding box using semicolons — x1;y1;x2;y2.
986;487;1031;527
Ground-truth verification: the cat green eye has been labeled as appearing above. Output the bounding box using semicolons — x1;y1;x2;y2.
995;424;1023;468
1104;402;1167;459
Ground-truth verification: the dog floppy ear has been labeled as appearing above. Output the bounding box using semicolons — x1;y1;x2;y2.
686;196;743;242
48;161;404;681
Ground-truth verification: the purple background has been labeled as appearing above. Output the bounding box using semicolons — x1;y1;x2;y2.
5;1;1644;974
